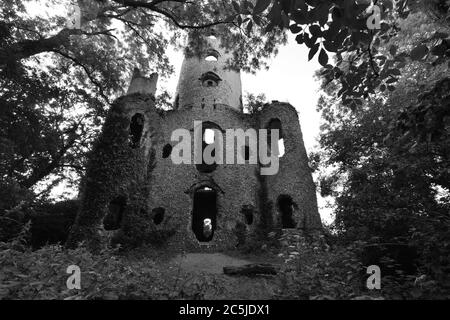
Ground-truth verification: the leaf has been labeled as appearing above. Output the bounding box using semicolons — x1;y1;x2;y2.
323;40;338;52
316;3;330;26
410;45;429;61
308;43;320;61
386;77;398;84
432;31;448;39
232;1;240;13
253;15;262;26
265;22;275;33
246;20;253;35
253;0;271;14
309;25;322;37
291;10;308;24
431;43;447;56
318;48;328;66
389;45;397;56
289;24;302;33
390;68;401;76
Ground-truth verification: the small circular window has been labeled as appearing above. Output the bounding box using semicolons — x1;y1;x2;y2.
203;79;218;87
199;72;221;88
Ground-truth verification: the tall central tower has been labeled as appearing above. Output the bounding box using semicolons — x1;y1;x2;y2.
174;33;243;111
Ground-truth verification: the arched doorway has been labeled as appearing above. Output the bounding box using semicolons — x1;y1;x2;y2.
277;195;297;229
192;187;217;242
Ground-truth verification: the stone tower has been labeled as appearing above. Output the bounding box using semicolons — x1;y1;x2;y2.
67;31;322;251
175;33;243;111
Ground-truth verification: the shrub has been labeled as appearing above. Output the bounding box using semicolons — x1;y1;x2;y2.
30;200;79;249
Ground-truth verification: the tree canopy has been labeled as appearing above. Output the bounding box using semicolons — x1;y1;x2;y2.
0;0;287;197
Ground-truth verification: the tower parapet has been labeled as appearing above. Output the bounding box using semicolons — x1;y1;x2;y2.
174;32;242;111
127;68;158;97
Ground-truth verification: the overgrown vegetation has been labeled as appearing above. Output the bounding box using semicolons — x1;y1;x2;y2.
1;0;449;300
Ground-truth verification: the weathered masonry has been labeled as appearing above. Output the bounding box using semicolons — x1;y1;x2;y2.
67;32;322;251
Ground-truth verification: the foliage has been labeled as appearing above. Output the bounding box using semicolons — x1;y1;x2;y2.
233;0;450;108
277;231;450;299
0;0;287;200
243;92;267;114
30;199;78;249
313;5;450;297
0;242;158;299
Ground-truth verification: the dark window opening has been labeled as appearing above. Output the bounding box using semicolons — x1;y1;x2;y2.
103;196;126;230
277;195;297;229
192;187;217;242
266;118;285;158
199;71;221;88
129;113;144;148
196;123;221;173
174;95;179;109
243;145;250;161
162;144;172;158
152;207;165;225
241;205;254;225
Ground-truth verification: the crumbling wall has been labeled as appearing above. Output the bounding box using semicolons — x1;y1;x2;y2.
256;102;322;231
146;103;259;251
66;93;162;251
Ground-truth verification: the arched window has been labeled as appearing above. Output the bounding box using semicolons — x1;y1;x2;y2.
199;71;221;87
162;144;172;158
174;94;179;109
152;207;165;225
195;122;222;173
278;139;285;157
241;205;254;225
242;145;251;161
204;128;215;144
204;49;219;62
192;187;217;242
277;195;297;229
266;118;285;158
129;113;144;148
103;196;126;230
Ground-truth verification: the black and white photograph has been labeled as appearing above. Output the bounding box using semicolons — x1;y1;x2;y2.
0;0;449;306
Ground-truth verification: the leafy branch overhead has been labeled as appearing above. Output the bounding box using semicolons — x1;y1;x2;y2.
232;0;450;109
0;0;286;191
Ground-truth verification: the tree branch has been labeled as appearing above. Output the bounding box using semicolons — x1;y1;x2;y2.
0;28;82;67
51;49;111;104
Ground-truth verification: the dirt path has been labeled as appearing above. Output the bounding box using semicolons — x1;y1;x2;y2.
164;253;282;299
172;252;254;274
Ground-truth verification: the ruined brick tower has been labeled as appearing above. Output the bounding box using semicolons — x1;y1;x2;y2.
67;32;322;251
